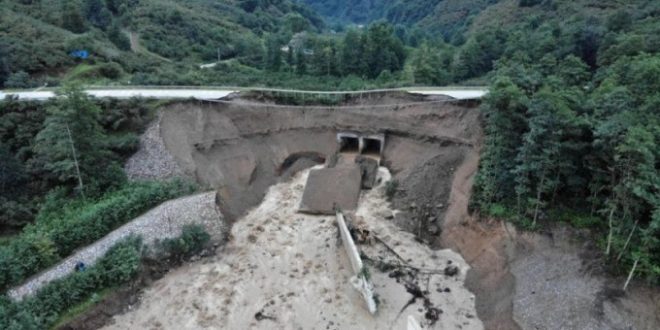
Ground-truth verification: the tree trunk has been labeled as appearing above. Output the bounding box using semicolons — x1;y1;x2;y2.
65;123;85;199
623;258;639;291
550;170;560;208
532;170;547;226
616;220;638;262
589;188;599;216
605;206;615;255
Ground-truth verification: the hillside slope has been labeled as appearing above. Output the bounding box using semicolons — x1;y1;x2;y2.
0;0;322;87
300;0;498;40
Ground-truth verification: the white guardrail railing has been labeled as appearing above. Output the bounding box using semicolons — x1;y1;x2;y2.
0;86;488;101
336;210;378;315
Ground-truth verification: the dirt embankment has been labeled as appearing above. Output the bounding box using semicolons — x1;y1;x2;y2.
152;93;480;222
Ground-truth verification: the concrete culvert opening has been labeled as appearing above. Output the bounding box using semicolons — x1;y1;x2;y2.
277;152;326;176
362;138;382;156
339;136;360;153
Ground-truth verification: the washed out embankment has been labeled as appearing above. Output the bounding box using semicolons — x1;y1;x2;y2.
150;92;480;222
120;91;660;329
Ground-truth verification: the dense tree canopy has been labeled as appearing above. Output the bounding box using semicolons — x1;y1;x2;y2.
472;4;660;282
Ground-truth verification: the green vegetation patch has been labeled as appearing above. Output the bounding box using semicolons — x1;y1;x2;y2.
0;224;211;329
0;180;195;291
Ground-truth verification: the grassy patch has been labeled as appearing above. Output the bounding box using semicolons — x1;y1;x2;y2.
49;287;114;330
554;210;602;230
0;180;196;291
63;63;125;84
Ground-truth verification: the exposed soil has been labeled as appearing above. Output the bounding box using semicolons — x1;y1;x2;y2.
155;93;479;221
68;92;659;329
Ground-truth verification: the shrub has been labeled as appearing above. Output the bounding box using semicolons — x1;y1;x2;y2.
487;203;509;218
0;227;206;328
97;236;142;284
4;71;32;89
158;224;210;260
0;236;143;329
519;0;543;7
0;180;195;290
106;133;140;156
98;62;123;79
385;180;399;201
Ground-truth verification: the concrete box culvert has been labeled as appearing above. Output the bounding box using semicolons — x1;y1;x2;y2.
337;132;385;157
338;133;360;153
361;136;384;156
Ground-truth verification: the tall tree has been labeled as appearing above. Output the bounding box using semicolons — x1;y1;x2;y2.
61;2;87;33
265;35;282;71
0;42;10;87
411;43;449;85
473;77;529;207
340;29;366;76
108;21;130;51
286;48;294;68
33;85;122;196
84;0;112;30
0;145;25;197
364;21;406;78
295;47;307;75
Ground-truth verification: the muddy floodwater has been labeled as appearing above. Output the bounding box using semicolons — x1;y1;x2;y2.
103;167;483;330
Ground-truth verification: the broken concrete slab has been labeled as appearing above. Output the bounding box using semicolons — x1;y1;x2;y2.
299;166;362;214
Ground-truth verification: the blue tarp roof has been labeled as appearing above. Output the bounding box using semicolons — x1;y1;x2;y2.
69;50;89;59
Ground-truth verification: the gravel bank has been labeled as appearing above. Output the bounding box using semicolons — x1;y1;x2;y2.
8;192;225;300
125;115;186;181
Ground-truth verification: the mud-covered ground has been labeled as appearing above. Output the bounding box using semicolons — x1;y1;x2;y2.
101;168;483;330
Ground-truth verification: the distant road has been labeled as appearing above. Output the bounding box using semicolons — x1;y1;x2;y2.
0;89;237;101
0;87;488;101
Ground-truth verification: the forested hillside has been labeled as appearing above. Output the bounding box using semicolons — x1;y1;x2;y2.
0;0;323;88
300;0;497;42
467;0;660;284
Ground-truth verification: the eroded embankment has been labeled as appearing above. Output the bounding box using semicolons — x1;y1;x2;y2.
142;93;480;222
438;145;660;330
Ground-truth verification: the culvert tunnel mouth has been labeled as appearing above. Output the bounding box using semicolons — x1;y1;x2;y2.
339;136;360;153
277;152;326;176
362;137;382;156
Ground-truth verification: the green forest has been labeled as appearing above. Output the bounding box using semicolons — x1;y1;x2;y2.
1;0;659;327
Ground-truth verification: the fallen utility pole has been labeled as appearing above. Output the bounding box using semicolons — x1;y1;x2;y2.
336;210;377;314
